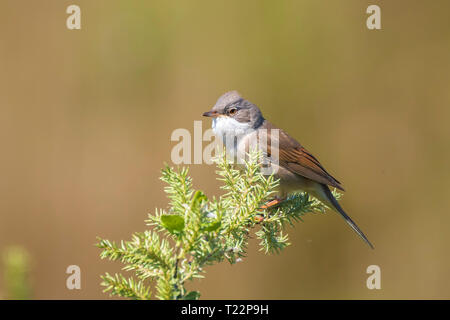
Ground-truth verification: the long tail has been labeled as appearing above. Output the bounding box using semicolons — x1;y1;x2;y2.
316;184;374;249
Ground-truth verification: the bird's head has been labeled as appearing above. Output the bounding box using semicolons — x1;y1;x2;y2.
203;91;264;129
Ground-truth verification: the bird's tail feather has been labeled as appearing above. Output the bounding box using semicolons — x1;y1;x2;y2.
315;184;374;249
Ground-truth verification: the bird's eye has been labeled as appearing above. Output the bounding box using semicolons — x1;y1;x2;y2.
228;108;237;116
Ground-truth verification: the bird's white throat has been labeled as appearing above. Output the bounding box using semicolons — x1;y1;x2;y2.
212;117;254;143
212;116;256;159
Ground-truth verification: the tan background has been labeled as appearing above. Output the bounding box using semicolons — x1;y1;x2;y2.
0;0;449;299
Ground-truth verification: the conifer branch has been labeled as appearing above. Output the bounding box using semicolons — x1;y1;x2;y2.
97;149;340;299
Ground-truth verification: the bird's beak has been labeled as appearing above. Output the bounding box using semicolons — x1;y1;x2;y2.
202;110;219;118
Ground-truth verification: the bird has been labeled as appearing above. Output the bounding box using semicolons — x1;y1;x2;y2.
203;90;374;249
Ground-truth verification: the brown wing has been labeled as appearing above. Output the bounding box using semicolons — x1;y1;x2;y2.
261;121;345;191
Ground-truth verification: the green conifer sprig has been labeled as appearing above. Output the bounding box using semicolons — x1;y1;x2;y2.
97;149;340;299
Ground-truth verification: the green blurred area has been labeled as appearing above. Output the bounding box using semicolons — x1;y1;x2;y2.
0;0;449;299
2;246;31;299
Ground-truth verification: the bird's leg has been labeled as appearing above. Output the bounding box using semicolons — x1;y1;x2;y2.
256;196;286;223
260;197;284;209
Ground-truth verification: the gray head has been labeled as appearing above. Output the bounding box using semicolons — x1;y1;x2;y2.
203;91;264;128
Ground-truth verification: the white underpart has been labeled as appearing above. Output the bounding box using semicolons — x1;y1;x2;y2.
212;116;279;176
212;116;255;160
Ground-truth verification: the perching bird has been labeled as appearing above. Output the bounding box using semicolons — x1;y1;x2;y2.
203;91;373;249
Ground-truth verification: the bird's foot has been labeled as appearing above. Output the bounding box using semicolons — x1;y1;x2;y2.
260;198;284;209
256;197;285;223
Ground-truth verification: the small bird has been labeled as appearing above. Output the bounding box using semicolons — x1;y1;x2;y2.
203;91;373;249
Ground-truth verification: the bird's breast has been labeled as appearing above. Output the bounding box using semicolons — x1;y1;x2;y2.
212;117;255;158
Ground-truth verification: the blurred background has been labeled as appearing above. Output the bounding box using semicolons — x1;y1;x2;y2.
0;0;449;299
